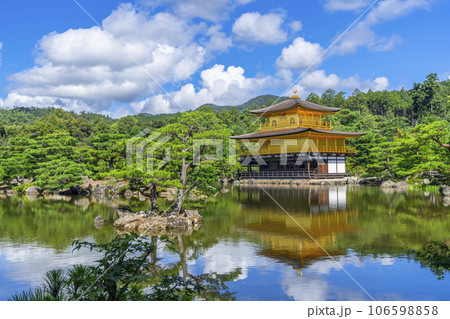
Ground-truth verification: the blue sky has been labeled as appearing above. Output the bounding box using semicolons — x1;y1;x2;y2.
0;0;449;117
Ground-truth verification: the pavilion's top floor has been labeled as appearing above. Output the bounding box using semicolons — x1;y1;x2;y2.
250;97;342;131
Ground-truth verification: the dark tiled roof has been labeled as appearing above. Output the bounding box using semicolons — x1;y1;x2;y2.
311;128;366;136
230;127;366;139
250;98;341;114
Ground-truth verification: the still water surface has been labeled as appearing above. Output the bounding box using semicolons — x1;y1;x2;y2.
0;185;449;301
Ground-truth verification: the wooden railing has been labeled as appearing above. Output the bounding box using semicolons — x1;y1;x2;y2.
317;146;356;154
239;145;356;156
260;119;332;131
238;171;352;179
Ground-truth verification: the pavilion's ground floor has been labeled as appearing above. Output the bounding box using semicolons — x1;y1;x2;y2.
238;152;351;179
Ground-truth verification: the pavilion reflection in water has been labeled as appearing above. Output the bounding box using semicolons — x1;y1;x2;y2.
235;186;357;271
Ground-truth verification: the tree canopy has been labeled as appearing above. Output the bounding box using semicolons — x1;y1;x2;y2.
0;73;449;196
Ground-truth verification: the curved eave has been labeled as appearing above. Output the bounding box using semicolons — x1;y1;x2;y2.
250;98;341;115
230;127;366;140
230;127;308;139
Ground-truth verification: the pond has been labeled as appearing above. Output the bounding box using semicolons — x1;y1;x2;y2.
0;185;449;301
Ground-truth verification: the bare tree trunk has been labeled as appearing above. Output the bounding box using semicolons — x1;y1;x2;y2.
432;137;450;152
109;157;115;171
149;182;158;212
151;236;157;265
173;158;188;215
177;234;187;283
109;206;115;222
174;189;184;215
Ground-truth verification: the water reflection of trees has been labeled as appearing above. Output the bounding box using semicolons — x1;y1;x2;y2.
0;196;117;250
0;194;174;250
219;185;450;267
2;185;450;288
342;186;450;253
148;235;240;300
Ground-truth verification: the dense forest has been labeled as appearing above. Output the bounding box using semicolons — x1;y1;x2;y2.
0;73;449;193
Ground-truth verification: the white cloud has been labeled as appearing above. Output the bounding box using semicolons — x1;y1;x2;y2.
276;37;324;71
300;70;359;90
289;20;303;33
332;22;403;54
204;25;232;53
0;1;397;115
323;0;373;12
295;70;389;95
371;76;389;91
232;12;287;45
101;106;133;119
0;241;101;286
131;64;274;113
0;91;97;113
141;0;254;22
235;0;254;4
2;4;222;112
331;0;431;54
200;241;273;281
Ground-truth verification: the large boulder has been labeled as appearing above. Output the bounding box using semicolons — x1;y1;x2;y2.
92;184;107;198
114;212;145;229
59;185;89;196
394;181;409;190
74;197;91;210
188;190;208;200
184;209;203;224
359;177;382;186
125;189;133;199
440;186;450;197
81;176;93;184
137;218;168;233
94;215;108;229
25;186;42;195
167;216;192;228
346;176;361;185
159;192;174;201
10;176;33;186
380;180;396;188
114;210;161;232
94;215;107;224
160;187;178;201
443;196;450;207
108;181;128;196
114;207;202;235
138;192;147;202
116;206;136;218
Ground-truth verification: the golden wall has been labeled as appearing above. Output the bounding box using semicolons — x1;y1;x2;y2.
242;136;356;155
260;110;332;131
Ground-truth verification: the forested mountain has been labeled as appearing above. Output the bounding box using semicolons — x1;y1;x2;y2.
197;94;289;111
0;73;448;191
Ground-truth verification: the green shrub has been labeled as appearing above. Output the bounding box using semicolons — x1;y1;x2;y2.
11;182;33;193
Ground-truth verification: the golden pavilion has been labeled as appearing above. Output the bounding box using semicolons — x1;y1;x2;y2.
230;94;366;179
